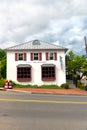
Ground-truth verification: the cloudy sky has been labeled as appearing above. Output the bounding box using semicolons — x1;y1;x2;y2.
0;0;87;55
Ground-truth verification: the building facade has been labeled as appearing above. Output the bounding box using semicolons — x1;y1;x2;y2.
6;40;68;86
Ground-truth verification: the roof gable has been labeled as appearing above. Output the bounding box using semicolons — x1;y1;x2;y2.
5;39;68;52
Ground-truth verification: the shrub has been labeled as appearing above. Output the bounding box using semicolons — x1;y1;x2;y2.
77;80;85;90
0;78;5;87
6;80;60;89
60;83;69;89
9;80;16;86
39;84;59;89
8;81;33;88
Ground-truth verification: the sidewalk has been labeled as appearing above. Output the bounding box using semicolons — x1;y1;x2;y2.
11;88;87;95
1;86;87;95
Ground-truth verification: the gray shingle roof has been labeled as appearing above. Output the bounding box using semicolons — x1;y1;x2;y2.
5;39;68;51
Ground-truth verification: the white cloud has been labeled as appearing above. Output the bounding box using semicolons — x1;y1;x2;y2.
0;0;87;55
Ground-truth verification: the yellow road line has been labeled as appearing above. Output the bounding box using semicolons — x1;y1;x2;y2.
0;98;87;104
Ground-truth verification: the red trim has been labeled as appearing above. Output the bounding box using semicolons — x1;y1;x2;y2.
15;53;18;61
17;66;32;82
46;52;48;60
39;53;42;60
54;52;57;60
41;66;56;81
42;77;56;81
24;53;26;61
17;78;31;82
31;53;33;60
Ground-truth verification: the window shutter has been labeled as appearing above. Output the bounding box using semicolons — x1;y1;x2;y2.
39;53;42;60
46;52;48;60
15;53;18;61
54;52;57;60
30;53;33;61
24;53;26;61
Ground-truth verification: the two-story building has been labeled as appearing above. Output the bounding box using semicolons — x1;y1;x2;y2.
5;39;68;86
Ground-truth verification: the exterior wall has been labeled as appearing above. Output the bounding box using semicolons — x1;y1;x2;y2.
7;50;66;86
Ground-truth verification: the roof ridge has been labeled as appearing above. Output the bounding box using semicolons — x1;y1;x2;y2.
5;39;68;51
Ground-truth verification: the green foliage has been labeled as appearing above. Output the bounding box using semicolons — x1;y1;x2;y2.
6;80;60;89
66;50;86;79
9;80;33;88
60;83;69;89
82;61;87;75
1;57;6;78
0;49;6;78
73;56;86;71
66;50;76;61
0;78;5;87
77;80;85;90
0;49;6;60
39;84;59;89
66;51;76;79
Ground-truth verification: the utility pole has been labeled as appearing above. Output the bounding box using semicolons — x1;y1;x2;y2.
84;36;87;58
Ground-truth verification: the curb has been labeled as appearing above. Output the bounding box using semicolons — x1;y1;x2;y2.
11;89;87;96
1;88;87;96
11;89;32;94
0;88;5;91
31;92;87;96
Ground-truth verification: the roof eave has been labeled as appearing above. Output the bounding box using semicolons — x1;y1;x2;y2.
5;48;68;52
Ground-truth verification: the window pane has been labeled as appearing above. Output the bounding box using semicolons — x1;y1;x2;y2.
49;53;53;60
18;53;23;60
34;53;38;60
42;66;55;80
17;67;31;80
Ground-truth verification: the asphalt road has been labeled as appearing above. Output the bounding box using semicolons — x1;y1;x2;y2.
0;91;87;130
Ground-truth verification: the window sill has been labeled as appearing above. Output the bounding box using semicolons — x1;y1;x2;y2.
42;78;55;81
17;78;31;82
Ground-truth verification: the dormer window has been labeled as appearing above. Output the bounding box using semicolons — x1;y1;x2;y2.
32;40;40;45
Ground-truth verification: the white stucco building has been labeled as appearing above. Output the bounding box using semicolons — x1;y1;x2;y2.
5;39;68;86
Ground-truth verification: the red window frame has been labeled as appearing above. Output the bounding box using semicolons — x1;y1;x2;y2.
30;53;42;61
41;65;56;81
46;52;57;60
17;67;31;82
15;53;26;61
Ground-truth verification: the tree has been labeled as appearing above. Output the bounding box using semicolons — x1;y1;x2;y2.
66;50;86;79
73;55;86;72
0;49;6;78
1;56;6;78
0;49;6;60
82;61;87;75
66;51;76;79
